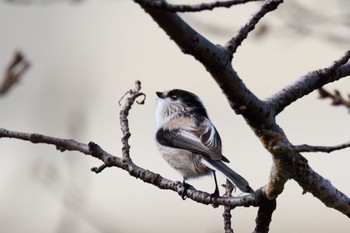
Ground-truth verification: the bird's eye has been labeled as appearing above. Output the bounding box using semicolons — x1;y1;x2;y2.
170;95;178;101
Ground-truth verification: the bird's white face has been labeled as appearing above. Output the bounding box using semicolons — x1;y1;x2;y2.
155;90;187;129
155;95;170;129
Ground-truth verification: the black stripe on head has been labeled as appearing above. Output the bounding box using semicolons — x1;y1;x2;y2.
167;89;208;118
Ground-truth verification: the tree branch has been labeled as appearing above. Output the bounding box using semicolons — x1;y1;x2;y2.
0;128;91;153
0;126;261;208
223;180;235;233
318;87;350;111
292;156;350;218
225;0;283;55
134;0;350;219
0;81;259;208
1;0;349;231
141;0;262;13
267;50;350;116
267;139;350;216
253;188;276;233
0;50;30;96
134;0;275;130
118;80;146;161
290;142;350;153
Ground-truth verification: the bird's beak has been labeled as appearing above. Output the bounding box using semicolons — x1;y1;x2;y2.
156;91;164;98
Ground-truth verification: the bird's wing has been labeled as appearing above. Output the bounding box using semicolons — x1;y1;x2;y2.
156;118;227;162
197;119;223;160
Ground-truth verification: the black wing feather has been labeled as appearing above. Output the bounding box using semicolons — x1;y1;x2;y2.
156;127;227;162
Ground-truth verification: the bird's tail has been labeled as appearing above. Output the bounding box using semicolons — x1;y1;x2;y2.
201;157;255;194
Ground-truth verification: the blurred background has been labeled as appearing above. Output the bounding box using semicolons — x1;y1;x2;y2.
0;0;350;232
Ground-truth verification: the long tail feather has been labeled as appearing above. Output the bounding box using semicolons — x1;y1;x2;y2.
201;157;255;194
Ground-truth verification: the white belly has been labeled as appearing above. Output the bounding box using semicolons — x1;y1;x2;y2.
157;144;210;179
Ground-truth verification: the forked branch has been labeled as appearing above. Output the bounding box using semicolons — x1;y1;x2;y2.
133;0;350;221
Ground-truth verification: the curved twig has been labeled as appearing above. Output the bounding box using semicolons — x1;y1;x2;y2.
225;0;283;55
118;80;146;160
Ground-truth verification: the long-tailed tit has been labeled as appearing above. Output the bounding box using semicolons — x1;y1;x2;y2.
155;89;254;199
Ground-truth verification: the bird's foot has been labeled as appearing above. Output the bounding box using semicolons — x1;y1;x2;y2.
177;180;193;200
210;187;220;208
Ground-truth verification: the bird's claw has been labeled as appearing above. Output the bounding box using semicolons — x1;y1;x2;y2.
178;181;193;200
210;190;220;208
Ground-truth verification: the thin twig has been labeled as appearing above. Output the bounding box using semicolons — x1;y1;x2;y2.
225;0;283;55
267;50;350;116
0;128;91;153
141;0;261;13
0;50;30;96
291;142;350;153
223;180;235;233
118;80;146;161
318;87;350;112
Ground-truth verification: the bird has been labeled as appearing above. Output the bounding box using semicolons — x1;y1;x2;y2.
154;89;254;200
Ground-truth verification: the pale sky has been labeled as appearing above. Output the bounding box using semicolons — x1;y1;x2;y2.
0;1;350;233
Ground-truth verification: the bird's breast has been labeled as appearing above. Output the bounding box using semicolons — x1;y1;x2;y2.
157;144;211;179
